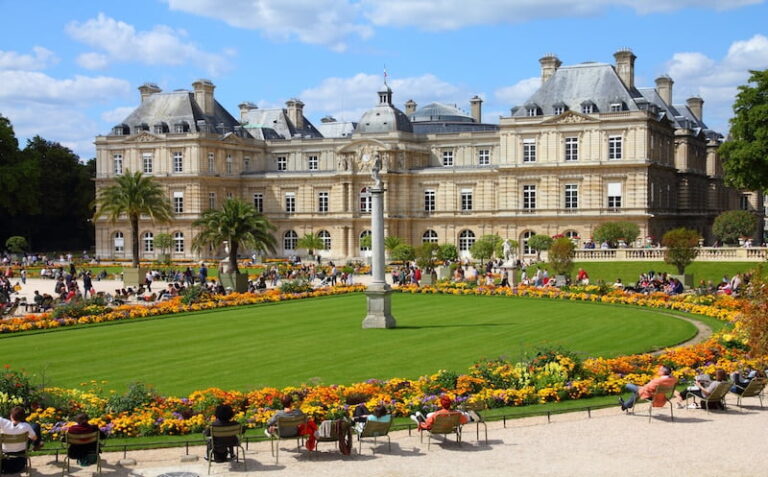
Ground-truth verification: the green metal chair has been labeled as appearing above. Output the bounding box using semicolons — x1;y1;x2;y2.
732;377;767;409
62;431;101;476
267;415;307;465
354;419;392;454
0;433;32;476
420;412;463;450
205;423;246;474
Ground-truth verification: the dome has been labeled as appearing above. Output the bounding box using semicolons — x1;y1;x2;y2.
409;102;475;123
355;84;413;134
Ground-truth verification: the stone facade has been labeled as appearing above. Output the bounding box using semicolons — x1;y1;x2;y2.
94;50;762;261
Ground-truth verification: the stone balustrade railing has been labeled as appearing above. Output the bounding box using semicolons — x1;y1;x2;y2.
568;247;767;262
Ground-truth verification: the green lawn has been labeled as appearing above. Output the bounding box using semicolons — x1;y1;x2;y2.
2;294;698;395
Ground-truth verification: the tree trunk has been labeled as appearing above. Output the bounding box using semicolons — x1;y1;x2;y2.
130;214;139;268
229;241;239;274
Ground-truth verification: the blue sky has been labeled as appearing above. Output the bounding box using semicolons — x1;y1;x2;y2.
1;0;767;159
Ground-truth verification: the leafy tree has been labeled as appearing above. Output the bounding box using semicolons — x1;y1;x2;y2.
4;236;29;254
154;233;173;264
662;228;701;274
192;198;276;274
470;235;502;263
593;221;640;247
548;237;575;276
359;233;372;250
438;243;458;262
297;233;325;257
527;234;553;259
415;242;440;271
390;243;415;262
384;236;405;254
740;268;768;358
94;171;174;267
719;69;768;191
712;210;758;245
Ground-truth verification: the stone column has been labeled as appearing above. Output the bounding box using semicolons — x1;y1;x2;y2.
362;186;397;328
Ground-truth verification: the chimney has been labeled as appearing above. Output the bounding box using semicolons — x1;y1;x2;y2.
655;75;674;105
470;95;483;123
138;83;161;103
192;79;215;115
539;54;562;84
286;98;305;130
405;99;417;115
238;101;257;122
613;48;636;89
686;96;704;121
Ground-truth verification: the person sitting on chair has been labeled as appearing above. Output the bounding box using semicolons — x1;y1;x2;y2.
265;395;305;437
203;404;240;463
355;404;391;433
0;407;41;474
673;369;727;408
410;396;468;431
618;365;677;411
65;413;106;466
730;368;764;394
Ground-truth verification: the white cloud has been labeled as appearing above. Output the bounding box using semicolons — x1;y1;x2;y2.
0;70;131;105
66;13;232;75
101;106;136;124
165;0;372;52
362;0;762;30
2;104;100;159
663;34;768;132
494;77;541;108
0;46;58;71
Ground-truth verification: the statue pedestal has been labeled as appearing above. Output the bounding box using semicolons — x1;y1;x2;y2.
362;282;397;328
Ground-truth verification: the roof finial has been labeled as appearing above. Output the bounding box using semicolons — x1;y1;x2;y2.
383;64;388;86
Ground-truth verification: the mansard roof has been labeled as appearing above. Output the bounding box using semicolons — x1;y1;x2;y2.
241;108;323;140
409;102;475;123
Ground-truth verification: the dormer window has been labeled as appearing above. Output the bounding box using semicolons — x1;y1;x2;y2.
581;101;597;114
525;103;541;117
174;121;190;133
134;123;149;134
553;103;568;115
153;122;169;134
112;124;129;136
609;102;625;112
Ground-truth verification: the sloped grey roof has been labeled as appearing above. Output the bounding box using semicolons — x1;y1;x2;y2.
355;104;413;134
409;102;474;123
512;63;640;117
241;108;322;139
114;91;246;136
316;121;357;138
413;122;498;134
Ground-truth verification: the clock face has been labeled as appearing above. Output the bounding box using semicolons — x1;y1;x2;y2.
362;153;370;163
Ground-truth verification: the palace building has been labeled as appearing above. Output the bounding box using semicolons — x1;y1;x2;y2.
94;49;762;261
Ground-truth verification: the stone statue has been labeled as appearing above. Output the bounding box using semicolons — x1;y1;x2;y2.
371;153;383;189
502;239;512;261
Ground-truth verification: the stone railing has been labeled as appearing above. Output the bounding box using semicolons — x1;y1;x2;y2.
570;247;767;262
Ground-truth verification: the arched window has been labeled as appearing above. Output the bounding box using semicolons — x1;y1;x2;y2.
422;230;438;243
359;187;372;213
359;230;371;251
458;230;475;251
564;230;579;240
521;230;535;255
173;232;184;253
283;230;298;250
143;232;154;253
318;230;331;250
113;231;124;252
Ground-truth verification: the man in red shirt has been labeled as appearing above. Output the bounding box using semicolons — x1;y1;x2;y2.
411;396;469;430
619;365;677;411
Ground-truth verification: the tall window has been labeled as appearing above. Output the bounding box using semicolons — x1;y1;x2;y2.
243;156;250;172
564;184;578;209
113;231;124;252
284;230;298;250
318;191;329;213
478;149;490;166
422;230;438;243
173;152;183;173
442;150;454;167
565;137;578;161
253;193;263;213
226;191;234;200
523;139;536;163
523;185;536;211
565;230;579;241
318;230;331;250
460;189;473;211
522;231;535;255
359;187;371;213
360;230;371;251
277;156;287;171
284;192;296;213
142;153;153;174
608;135;623;160
113;154;123;175
458;230;475;251
226;154;233;174
173;191;184;214
208;152;215;173
173;232;184;253
607;182;622;210
143;232;154;252
740;194;750;210
208;192;216;210
308;155;318;171
424;189;436;213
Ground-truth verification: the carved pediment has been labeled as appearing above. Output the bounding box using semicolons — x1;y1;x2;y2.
335;139;392;173
125;131;160;143
542;110;599;125
220;132;245;144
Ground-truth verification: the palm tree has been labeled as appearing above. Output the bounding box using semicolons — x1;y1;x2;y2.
297;233;325;258
94;171;174;267
192;198;277;275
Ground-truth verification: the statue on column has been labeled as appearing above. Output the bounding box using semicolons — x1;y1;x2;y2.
502;239;513;261
371;153;383;190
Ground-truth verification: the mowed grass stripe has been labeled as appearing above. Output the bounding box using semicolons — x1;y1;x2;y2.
2;294;696;395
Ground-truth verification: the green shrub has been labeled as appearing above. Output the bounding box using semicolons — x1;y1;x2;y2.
180;285;211;305
50;297;109;320
279;280;313;294
106;382;157;414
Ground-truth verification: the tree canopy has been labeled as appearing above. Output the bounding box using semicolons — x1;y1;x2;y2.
593;221;640;247
712;210;758;245
662;228;700;275
548;237;576;276
719;69;768;191
297;233;325;256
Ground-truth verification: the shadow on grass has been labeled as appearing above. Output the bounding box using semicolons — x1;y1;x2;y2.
392;323;518;330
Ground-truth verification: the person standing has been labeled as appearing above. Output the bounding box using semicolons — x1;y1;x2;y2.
198;263;208;285
83;271;93;299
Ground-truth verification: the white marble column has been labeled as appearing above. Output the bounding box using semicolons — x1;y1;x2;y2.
362;186;396;328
